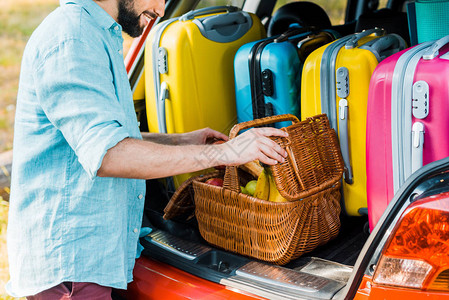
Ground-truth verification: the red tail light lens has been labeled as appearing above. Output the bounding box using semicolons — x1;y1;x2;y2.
372;191;449;291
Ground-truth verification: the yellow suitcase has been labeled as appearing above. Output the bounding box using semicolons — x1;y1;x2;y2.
145;6;266;187
301;28;406;216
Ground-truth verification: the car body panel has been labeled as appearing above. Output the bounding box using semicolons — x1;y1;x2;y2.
354;276;449;300
123;256;264;300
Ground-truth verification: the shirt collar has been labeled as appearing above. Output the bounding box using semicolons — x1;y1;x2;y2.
60;0;120;31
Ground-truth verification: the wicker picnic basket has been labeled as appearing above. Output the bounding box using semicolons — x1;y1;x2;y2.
192;114;344;265
163;172;220;221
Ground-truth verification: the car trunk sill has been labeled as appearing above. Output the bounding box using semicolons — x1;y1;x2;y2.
142;230;351;299
147;230;212;260
220;259;350;299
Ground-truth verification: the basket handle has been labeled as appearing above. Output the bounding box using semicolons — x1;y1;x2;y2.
223;114;299;193
229;114;299;139
282;138;306;191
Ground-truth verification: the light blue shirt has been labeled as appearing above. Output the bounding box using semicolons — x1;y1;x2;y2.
6;0;146;296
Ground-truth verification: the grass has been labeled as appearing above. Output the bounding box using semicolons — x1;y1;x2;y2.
0;2;60;294
0;0;60;152
0;1;60;296
0;0;134;153
0;200;16;300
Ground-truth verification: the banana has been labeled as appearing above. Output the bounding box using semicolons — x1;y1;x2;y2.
254;168;270;201
240;160;263;178
267;170;288;203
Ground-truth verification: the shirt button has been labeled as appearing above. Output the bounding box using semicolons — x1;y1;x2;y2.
118;49;123;55
114;25;119;31
138;194;143;199
133;228;139;234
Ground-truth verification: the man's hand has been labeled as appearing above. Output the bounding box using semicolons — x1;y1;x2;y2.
216;127;288;166
98;127;288;179
181;128;229;145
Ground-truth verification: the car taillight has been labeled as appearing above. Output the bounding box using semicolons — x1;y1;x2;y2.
372;191;449;291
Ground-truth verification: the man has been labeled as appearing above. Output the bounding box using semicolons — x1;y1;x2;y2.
7;0;289;299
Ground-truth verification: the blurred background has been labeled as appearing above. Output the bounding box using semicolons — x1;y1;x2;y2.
0;1;61;297
0;0;134;298
0;0;356;298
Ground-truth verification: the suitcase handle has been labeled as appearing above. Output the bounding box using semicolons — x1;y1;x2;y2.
360;34;407;62
195;11;253;43
273;26;314;43
423;35;449;60
345;28;385;49
297;31;335;61
180;6;239;21
368;34;407;55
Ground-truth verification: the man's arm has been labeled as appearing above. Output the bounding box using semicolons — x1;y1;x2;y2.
97;127;288;179
140;127;229;145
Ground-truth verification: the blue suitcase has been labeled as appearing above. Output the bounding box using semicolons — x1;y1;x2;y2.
234;28;337;128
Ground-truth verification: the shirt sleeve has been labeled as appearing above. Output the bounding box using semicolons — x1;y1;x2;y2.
33;38;130;179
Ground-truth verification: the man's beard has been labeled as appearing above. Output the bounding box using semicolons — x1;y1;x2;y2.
117;0;143;38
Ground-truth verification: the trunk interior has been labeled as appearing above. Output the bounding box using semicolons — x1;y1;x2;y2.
140;178;369;299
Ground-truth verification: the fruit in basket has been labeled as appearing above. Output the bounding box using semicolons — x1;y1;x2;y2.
244;180;257;196
240;186;249;195
240;160;263;177
268;172;288;203
254;169;270;201
205;178;223;187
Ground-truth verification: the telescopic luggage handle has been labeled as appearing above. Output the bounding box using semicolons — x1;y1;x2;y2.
180;6;239;21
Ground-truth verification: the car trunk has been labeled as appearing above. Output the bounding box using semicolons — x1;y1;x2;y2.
140;178;369;299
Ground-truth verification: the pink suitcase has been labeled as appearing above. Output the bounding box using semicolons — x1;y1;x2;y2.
367;36;449;230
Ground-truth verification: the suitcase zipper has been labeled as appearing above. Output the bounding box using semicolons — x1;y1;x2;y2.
320;35;353;130
396;36;449;190
319;28;381;129
321;29;383;184
336;66;353;184
319;35;354;184
249;39;271;120
411;81;429;174
249;27;311;121
390;41;433;193
151;18;179;133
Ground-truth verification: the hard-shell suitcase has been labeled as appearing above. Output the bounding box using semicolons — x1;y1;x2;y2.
144;6;266;187
367;35;449;229
234;28;336;128
145;6;265;135
301;28;406;216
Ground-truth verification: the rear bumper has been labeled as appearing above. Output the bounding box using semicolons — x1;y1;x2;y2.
122;256;265;300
